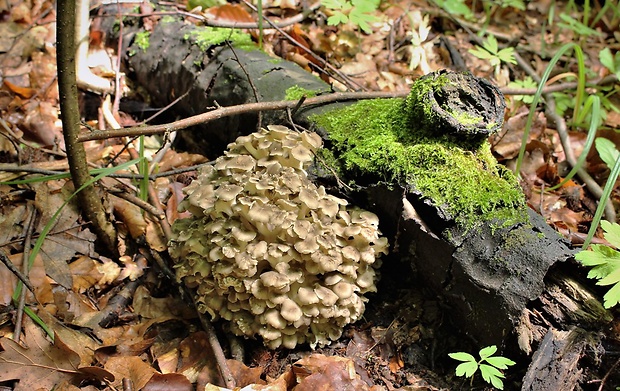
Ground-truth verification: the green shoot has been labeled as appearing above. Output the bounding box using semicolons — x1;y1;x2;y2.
575;218;620;308
449;345;516;390
322;0;381;34
138;135;149;202
515;42;586;176
557;12;603;38
468;34;516;76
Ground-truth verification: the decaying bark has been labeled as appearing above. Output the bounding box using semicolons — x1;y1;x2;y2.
103;11;614;389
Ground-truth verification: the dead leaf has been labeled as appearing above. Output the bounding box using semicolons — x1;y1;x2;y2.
143;372;192;391
0;319;104;391
3;79;35;98
104;355;157;390
292;354;373;391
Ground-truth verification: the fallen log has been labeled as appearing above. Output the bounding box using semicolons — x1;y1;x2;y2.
101;10;614;389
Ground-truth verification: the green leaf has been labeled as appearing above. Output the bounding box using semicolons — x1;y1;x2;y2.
480;363;505;386
599;48;617;74
327;11;349;26
454;361;478;378
595;137;620;169
602;220;620;248
598;266;620;286
602;282;620;308
575;244;620;266
497;47;516;64
479;345;498;359
483;35;499;54
448;352;476;362
322;0;348;10
485;355;516;369
469;47;495;61
349;7;378;33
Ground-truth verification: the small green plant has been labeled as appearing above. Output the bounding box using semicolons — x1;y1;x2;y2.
575;138;620;310
449;345;516;390
322;0;381;34
600;47;620;79
468;34;516;76
507;76;537;104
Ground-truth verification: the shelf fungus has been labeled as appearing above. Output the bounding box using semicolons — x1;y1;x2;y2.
169;125;389;349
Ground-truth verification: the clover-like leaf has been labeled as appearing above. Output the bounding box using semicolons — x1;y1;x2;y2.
478;345;498;359
485;355;516;369
454;361;478;378
602;220;620;248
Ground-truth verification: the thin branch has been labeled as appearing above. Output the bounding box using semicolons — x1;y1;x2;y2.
0;248;36;299
77;91;407;142
13;205;38;342
57;0;118;253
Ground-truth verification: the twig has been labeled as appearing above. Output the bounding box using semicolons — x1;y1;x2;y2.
501;74;618;96
13;205;38;342
97;280;140;328
188;286;236;388
0;249;36;299
241;0;365;91
77;91;407;142
513;52;616;221
108;188;165;220
225;41;262;130
597;356;620;391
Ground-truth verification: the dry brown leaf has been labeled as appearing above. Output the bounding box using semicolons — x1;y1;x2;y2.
104;355;157;390
226;359;266;387
143;372;192;391
112;195;148;239
0;319;107;391
69;256;104;293
0;252;50;306
292;354;373;391
33;181;97;289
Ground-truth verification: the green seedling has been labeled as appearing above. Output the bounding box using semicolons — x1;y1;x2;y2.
575;217;620;308
468;34;516;76
507;76;537;104
322;0;381;34
449;345;516;390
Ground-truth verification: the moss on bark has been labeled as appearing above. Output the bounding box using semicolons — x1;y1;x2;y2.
310;71;525;228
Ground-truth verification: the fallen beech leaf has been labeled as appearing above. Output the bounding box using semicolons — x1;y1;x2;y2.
104;355;157;390
0;320;103;391
226;359;266;387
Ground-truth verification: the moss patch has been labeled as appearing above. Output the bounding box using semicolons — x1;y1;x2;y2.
285;85;320;100
183;26;255;51
311;97;526;227
134;31;151;52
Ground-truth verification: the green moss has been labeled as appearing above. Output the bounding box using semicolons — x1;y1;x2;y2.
161;15;177;24
183;27;255;51
311;97;526;228
134;31;151;52
285;85;319;100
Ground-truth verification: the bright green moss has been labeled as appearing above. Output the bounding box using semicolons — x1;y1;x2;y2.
134;31;151;52
311;97;526;228
285;85;319;100
184;27;255;51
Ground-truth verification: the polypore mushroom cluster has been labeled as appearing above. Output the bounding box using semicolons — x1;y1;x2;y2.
169;125;389;349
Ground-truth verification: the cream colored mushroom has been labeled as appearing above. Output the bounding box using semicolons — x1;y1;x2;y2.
169;126;388;350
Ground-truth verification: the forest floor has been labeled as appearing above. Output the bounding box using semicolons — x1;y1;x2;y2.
0;0;620;390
